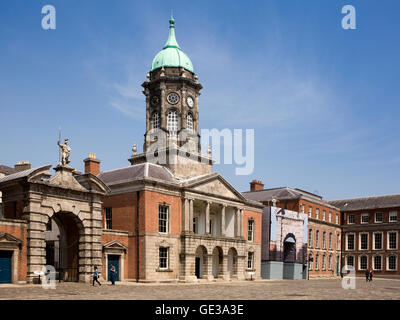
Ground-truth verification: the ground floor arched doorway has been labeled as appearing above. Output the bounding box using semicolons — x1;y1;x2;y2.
212;247;223;279
45;211;83;282
227;247;238;278
283;234;296;263
195;246;208;279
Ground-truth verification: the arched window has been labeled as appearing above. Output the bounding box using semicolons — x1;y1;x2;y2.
322;254;326;270
315;254;319;270
167;111;178;132
322;232;326;249
187;113;193;132
328;254;332;270
152;113;160;130
315;230;320;248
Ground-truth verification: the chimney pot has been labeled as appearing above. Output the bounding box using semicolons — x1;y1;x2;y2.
250;179;264;192
84;153;101;175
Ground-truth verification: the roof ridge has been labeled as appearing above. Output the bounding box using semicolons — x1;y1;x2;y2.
330;193;400;202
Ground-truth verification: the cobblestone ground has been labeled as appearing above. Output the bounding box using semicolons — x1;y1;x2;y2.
0;278;400;300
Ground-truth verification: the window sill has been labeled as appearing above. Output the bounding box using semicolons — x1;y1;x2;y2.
156;268;173;273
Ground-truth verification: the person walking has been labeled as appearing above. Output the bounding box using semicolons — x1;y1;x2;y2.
92;266;101;286
110;264;117;285
365;269;370;282
369;269;373;282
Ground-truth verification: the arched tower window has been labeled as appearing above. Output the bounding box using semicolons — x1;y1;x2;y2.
187;113;193;132
152;113;160;130
167;110;178;132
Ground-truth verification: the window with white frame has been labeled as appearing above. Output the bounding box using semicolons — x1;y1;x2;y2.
346;234;355;250
151;113;160;130
248;219;254;242
247;252;254;269
328;212;332;223
308;229;313;248
328;255;332;270
315;208;319;219
315;254;319;270
309;206;312;217
360;233;368;250
158;205;169;234
337;234;340;250
389;211;398;222
348;214;355;224
373;255;382;270
373;233;383;250
361;213;369;224
301;204;305;213
159;247;168;269
167;110;178;132
105;208;112;230
346;255;354;267
322;232;326;249
322;254;326;270
308;254;313;270
335;214;339;224
315;230;320;248
359;256;368;270
322;210;326;221
388;232;397;250
388;255;397;270
186;113;194;132
329;233;333;250
375;212;383;223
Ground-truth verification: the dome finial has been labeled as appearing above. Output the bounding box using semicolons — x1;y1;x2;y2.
169;10;175;26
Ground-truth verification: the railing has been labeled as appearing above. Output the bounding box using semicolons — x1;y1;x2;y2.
58;268;79;282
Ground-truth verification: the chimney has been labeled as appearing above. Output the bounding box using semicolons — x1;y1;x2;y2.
83;153;101;175
250;179;264;191
14;161;31;172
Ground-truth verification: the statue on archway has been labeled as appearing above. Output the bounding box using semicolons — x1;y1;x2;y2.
58;138;71;166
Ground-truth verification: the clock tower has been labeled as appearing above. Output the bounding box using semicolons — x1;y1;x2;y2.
129;15;213;179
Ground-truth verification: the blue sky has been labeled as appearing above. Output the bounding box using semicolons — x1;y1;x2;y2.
0;0;399;200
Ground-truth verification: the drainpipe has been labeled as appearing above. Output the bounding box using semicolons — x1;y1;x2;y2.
136;191;140;283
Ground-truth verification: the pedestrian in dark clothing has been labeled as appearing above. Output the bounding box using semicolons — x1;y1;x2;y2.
369;269;373;282
365;269;370;282
92;266;101;286
110;264;117;285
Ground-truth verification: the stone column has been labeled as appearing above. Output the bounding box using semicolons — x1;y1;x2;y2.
234;208;240;237
240;209;244;238
183;198;189;232
220;204;226;237
189;199;194;233
205;201;210;234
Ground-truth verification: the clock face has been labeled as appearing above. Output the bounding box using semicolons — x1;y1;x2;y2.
186;96;194;108
167;92;179;105
151;96;159;106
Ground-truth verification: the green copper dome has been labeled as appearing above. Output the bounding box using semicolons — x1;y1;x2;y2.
151;16;194;73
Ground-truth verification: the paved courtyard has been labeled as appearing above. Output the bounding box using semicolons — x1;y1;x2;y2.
1;278;400;300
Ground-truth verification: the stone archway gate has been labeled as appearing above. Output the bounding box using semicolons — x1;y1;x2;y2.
0;165;109;283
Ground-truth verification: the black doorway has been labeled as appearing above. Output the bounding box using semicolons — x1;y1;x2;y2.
195;257;201;278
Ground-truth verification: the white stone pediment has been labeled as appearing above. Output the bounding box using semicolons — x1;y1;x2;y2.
103;240;127;251
185;175;245;201
48;167;87;191
0;232;22;248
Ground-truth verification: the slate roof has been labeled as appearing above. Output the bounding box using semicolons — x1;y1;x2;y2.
0;165;17;175
0;166;51;184
243;187;339;210
97;163;177;185
329;194;400;211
